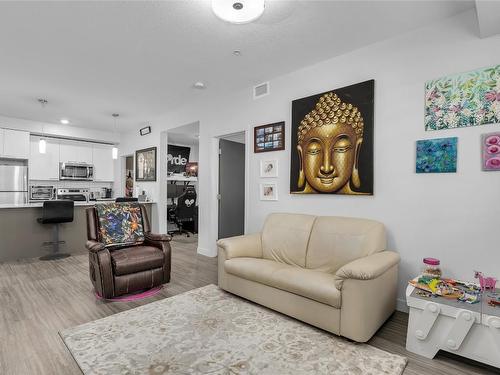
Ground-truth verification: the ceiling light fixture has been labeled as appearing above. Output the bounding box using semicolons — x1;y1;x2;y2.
37;98;48;154
112;113;119;160
60;119;70;125
212;0;265;24
193;81;206;89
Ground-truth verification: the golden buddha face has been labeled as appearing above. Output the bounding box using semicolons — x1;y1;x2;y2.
296;92;364;194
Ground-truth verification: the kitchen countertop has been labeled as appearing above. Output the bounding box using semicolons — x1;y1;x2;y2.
0;201;156;209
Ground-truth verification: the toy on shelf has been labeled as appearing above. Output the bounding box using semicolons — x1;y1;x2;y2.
474;271;497;292
408;275;481;304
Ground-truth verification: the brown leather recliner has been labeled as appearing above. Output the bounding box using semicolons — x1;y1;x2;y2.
85;204;172;298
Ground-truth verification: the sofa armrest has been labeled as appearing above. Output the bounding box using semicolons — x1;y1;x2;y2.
86;240;105;253
335;251;400;342
334;251;400;289
216;233;262;259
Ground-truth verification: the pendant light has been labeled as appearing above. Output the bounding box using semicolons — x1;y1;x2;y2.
112;113;119;160
37;98;48;154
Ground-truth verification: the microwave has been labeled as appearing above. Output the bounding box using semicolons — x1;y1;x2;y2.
30;185;56;201
60;162;94;181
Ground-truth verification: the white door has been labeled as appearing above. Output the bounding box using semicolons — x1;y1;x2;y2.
92;144;114;182
29;137;60;181
3;129;30;159
60;140;93;164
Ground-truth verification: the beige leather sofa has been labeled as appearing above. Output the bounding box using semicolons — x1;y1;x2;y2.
217;213;400;342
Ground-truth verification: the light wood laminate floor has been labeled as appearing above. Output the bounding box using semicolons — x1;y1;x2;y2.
0;236;498;374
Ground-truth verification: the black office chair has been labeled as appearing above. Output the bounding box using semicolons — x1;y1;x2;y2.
37;200;74;260
115;197;139;202
169;187;197;237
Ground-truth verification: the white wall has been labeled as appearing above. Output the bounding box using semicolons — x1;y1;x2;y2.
120;10;500;308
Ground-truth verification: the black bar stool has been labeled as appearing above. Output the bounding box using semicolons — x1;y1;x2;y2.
115;197;138;202
37;200;74;260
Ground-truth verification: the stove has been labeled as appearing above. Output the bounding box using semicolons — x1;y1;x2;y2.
56;188;89;202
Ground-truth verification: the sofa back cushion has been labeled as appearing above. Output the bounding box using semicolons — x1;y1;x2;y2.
261;213;317;267
306;216;386;273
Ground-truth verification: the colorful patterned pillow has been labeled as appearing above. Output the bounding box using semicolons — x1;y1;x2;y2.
95;203;145;248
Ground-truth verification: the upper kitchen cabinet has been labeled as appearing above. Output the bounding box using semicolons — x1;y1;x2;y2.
92;144;115;182
59;139;93;164
1;129;30;159
29;136;60;181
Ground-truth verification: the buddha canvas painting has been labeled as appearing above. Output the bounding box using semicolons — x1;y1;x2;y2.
290;80;374;195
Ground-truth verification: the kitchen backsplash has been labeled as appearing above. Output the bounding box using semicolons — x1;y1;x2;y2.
30;180;113;195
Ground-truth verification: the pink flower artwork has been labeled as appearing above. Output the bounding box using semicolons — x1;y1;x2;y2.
482;132;500;171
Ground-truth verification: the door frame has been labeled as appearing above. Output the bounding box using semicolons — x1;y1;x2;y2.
215;130;249;239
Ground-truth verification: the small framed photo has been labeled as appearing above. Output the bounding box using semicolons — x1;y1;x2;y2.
260;183;278;201
136;147;157;181
260;159;278;178
254;121;285;153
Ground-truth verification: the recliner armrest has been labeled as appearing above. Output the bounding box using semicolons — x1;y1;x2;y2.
217;233;262;259
86;240;105;253
334;251;400;289
145;233;172;242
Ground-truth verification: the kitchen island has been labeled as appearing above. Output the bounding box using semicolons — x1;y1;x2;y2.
0;201;155;262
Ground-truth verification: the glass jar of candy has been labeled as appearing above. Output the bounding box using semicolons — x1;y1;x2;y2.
422;257;442;278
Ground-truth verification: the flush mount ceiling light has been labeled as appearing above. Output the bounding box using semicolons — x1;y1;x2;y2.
212;0;265;24
193;81;206;89
60;119;70;125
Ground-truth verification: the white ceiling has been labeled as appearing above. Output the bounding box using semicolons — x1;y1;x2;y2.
0;0;475;131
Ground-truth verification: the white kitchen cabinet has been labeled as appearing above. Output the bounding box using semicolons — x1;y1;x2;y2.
92;144;115;182
59;140;93;164
29;137;60;181
1;129;30;159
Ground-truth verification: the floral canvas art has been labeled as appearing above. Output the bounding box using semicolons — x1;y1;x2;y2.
425;65;500;131
416;137;457;173
482;132;500;171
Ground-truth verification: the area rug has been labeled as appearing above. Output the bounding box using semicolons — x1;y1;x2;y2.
60;285;407;375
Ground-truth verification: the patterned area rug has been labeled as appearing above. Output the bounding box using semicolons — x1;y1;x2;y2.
60;285;407;375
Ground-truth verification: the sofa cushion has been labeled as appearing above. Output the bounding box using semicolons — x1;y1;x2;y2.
224;258;341;308
224;258;290;286
111;246;164;276
261;213;317;267
306;216;386;273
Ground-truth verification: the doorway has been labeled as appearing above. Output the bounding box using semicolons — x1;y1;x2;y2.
124;155;134;197
165;122;199;238
218;132;246;239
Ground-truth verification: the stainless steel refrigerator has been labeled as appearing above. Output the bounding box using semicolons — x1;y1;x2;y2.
0;165;28;204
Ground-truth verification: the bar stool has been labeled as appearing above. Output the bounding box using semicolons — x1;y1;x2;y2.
115;197;138;202
37;200;74;260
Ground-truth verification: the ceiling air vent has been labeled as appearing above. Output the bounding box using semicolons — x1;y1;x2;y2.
253;81;270;99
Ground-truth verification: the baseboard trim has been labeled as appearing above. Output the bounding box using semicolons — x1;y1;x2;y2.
396;297;408;313
197;246;217;258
